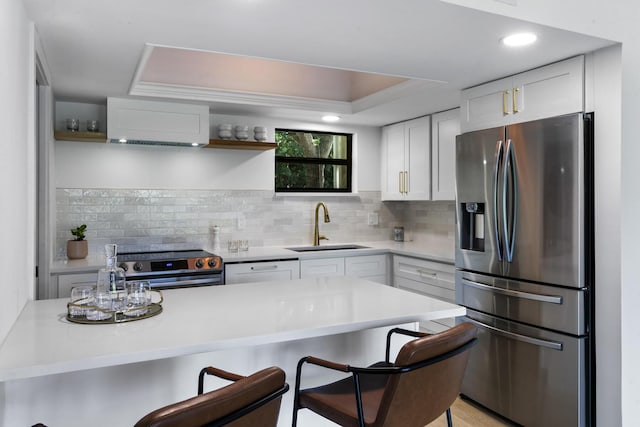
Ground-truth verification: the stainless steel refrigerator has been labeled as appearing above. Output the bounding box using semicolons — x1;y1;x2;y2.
455;113;594;427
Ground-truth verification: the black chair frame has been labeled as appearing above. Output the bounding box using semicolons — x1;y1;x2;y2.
292;327;478;427
197;367;290;427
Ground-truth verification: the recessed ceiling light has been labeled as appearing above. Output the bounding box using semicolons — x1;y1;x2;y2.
322;115;341;122
502;32;537;47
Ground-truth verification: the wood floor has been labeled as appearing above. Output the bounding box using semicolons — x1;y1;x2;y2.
426;396;517;427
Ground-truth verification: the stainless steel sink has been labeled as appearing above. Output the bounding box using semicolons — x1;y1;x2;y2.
286;244;370;252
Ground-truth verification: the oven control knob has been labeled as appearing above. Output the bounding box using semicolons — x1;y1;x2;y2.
208;258;217;268
119;263;128;272
133;262;144;272
195;259;205;269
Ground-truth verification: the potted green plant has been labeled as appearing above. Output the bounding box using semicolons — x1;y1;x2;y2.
67;224;88;259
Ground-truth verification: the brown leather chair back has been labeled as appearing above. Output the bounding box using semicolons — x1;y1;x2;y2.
374;322;478;427
134;366;286;427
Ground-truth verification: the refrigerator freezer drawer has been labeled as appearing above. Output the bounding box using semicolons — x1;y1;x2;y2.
460;310;587;427
456;270;586;335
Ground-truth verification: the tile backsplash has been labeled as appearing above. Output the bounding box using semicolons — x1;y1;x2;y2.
55;188;455;258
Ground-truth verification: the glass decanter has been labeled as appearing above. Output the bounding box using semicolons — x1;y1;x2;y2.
96;243;126;312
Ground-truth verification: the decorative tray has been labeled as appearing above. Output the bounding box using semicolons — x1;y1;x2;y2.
66;290;163;324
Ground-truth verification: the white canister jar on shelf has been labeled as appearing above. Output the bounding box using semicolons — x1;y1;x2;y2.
254;126;268;141
234;125;249;140
217;124;233;139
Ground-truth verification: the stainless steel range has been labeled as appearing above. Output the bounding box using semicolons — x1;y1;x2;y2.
117;250;224;289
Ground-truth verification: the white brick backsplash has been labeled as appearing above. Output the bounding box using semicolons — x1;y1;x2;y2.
56;189;455;257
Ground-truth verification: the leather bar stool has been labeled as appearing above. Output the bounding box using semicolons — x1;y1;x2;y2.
135;365;289;427
292;322;478;427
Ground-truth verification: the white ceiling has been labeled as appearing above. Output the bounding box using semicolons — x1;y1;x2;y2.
24;0;615;126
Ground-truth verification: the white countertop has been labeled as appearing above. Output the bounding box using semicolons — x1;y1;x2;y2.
0;277;464;382
50;238;454;274
214;238;455;264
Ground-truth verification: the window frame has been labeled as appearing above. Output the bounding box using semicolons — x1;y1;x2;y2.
274;128;353;193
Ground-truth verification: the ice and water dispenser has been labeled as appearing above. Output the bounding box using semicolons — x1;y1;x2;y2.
459;202;485;251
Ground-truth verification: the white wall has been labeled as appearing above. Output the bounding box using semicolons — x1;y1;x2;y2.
55;112;381;192
0;0;35;344
587;44;623;427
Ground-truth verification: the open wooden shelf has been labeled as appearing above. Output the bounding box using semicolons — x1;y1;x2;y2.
54;131;107;142
205;138;277;150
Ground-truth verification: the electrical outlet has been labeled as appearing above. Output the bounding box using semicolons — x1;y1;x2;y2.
368;212;379;226
237;213;246;230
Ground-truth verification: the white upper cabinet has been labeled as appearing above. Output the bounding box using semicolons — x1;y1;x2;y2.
431;109;459;201
381;116;431;201
107;98;210;146
461;56;584;132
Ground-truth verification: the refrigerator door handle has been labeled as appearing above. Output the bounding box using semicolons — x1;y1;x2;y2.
465;317;563;351
503;138;518;263
493;140;504;262
461;278;564;304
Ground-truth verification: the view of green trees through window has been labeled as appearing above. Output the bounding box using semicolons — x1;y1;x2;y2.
275;129;352;192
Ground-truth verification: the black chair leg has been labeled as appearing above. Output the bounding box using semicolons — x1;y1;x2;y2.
446;407;453;427
292;402;299;427
292;357;307;427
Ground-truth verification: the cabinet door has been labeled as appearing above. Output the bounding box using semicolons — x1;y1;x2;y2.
381;123;405;201
405;116;431;200
57;273;98;298
431;109;460;201
300;258;345;278
513;55;584;124
345;255;388;285
461;77;513;133
461;56;584;133
225;261;300;284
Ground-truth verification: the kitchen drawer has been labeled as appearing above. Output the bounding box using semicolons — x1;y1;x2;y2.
300;258;345;278
225;260;300;284
57;273;98;298
395;276;455;302
393;255;455;302
393;255;454;289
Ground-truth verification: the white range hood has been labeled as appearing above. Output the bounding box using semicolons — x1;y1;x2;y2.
107;98;210;147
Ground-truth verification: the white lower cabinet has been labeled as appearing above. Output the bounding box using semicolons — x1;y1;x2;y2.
55;273;98;298
345;255;388;284
300;258;345;278
224;260;300;284
393;255;455;332
300;254;389;285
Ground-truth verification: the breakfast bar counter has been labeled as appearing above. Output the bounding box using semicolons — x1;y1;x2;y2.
0;277;464;426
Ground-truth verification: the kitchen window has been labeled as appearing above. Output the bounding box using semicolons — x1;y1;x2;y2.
275;129;352;192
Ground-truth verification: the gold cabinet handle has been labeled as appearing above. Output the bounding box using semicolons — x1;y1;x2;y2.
404;171;409;194
398;171;403;194
503;90;510;115
512;87;520;113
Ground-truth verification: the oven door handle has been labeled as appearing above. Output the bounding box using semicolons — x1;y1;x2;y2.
465;317;563;351
149;277;222;287
461;278;563;304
